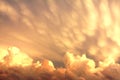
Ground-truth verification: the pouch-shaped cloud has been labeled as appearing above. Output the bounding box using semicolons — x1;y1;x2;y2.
0;0;120;80
0;0;120;63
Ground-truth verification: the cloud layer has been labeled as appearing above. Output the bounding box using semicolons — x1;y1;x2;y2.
0;0;120;63
0;47;120;80
0;0;120;80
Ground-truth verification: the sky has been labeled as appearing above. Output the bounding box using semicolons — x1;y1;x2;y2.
0;0;120;79
0;0;120;64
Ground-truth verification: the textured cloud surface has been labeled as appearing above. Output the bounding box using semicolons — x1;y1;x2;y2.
0;0;120;62
0;0;120;80
0;47;120;80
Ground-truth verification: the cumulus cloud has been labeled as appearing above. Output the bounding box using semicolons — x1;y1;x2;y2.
0;47;120;80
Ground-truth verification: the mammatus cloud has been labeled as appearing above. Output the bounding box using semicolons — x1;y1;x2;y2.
0;47;120;80
0;0;120;63
0;0;120;80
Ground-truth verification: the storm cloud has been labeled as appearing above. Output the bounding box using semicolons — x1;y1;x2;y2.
0;0;120;80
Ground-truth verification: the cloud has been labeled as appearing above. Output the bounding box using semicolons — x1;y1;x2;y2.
0;0;120;79
0;0;120;63
0;47;120;80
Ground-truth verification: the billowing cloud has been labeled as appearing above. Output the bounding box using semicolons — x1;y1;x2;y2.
0;0;120;80
0;47;120;80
